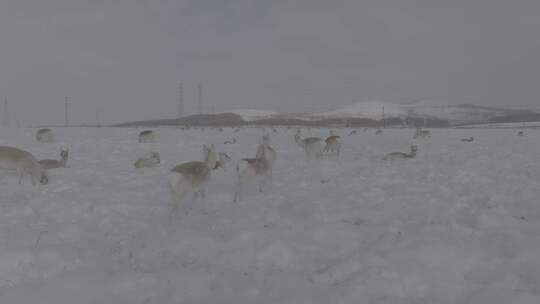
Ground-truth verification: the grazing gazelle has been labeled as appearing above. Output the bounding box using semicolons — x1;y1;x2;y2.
0;146;49;185
133;151;160;168
168;144;217;216
294;129;324;159
224;138;236;145
324;131;341;156
461;137;474;142
138;130;155;143
348;130;357;136
383;145;418;161
39;148;69;169
375;129;383;135
234;143;274;202
517;131;525;137
413;128;431;139
36;128;54;143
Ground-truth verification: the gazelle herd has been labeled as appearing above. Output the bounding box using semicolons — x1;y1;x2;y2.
1;125;532;221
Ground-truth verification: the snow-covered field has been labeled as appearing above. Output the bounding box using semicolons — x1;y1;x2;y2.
1;127;540;304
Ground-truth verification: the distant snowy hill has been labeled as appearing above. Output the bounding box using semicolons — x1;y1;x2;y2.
219;109;278;122
116;101;540;127
300;101;538;125
306;101;407;120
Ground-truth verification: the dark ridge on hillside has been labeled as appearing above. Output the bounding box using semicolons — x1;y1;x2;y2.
115;113;244;127
115;113;451;128
489;112;540;124
455;104;532;115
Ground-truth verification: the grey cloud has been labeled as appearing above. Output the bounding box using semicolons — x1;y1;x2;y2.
1;0;540;125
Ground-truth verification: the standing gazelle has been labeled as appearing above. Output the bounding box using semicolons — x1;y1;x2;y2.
383;145;418;161
294;129;324;159
168;145;217;217
324;131;341;156
234;143;274;202
0;146;49;185
256;134;277;177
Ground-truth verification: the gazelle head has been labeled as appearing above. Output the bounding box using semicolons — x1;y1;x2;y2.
294;129;302;144
217;152;232;170
34;165;49;185
150;151;160;163
257;143;268;159
60;149;69;161
261;134;271;145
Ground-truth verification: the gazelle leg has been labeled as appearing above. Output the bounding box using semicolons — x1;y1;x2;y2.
234;180;243;202
199;189;207;214
17;168;24;185
168;194;179;223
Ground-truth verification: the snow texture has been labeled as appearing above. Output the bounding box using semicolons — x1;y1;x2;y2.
1;126;540;303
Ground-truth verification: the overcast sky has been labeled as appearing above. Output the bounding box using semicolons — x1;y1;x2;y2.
1;0;540;125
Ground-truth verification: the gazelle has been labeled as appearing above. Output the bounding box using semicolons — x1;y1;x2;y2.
324;131;341;156
133;151;160;168
461;137;474;142
256;134;277;177
413;128;431;139
168;145;217;216
138;130;155;143
375;129;383;135
39;148;69;169
383;145;418;161
234;143;274;202
517;131;525;137
224;138;236;145
213;152;232;171
348;130;357;136
294;129;324;159
0;146;49;185
36;128;54;143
